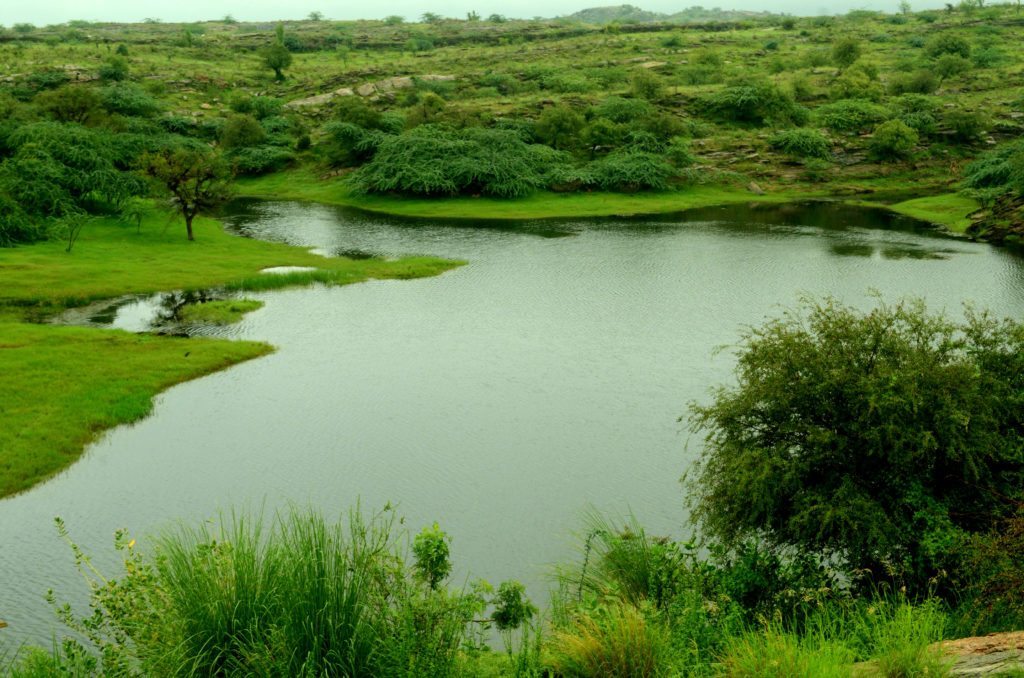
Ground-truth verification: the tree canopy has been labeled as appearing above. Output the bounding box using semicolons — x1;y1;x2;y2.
687;297;1024;595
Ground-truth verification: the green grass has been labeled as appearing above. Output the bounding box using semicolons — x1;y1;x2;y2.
0;210;462;498
889;194;981;234
0;322;272;498
0;210;462;307
237;169;805;220
178;299;264;324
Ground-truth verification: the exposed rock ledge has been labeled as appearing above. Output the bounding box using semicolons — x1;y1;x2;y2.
286;74;456;108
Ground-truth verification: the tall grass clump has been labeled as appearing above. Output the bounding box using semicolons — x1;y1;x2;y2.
42;507;499;676
719;625;854;678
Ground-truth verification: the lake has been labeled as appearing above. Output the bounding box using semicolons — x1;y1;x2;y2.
2;200;1023;646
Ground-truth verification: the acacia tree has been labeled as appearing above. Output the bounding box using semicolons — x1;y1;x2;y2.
142;148;232;241
687;297;1024;597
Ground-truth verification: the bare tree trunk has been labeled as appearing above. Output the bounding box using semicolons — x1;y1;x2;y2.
185;214;195;241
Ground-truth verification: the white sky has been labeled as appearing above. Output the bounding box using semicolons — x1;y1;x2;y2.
3;0;950;26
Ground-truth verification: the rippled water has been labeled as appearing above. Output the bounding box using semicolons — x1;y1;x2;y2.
3;200;1023;647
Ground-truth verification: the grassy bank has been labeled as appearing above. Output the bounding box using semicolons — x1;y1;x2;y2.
238;169;807;219
0;210;462;308
0;323;272;498
238;169;980;232
0;210;461;498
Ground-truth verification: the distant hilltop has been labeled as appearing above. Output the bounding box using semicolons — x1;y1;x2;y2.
563;4;781;24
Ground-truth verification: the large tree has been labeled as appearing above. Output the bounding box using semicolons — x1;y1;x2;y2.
142;148;232;241
687;297;1024;595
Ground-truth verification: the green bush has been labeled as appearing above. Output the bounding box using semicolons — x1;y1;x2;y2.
934;54;971;81
588;149;675;191
229;146;294;175
687;298;1024;596
590;96;654;124
889;70;940;95
832;37;862;70
943;109;987;143
100;83;160;117
870;119;918;160
352;125;566;197
769;128;832;159
815;99;891;133
963;139;1024;197
698;79;806;126
219;114;266;150
926;33;971;59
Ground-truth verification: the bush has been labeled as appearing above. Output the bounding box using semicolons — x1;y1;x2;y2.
934;54;971;81
45;508;487;677
926;33;971;59
963;139;1024;197
698;80;806;126
687;298;1024;596
889;70;939;95
832;37;862;70
943;109;987;143
815;99;891;133
630;69;664;100
229;146;294;175
0;193;44;247
590;96;654;124
98;56;129;82
219;114;266;150
535;105;585;150
588;149;675;191
228;93;283;120
870;119;918;160
769;128;832;159
547;603;671;678
351;125;567;197
100;83;160;117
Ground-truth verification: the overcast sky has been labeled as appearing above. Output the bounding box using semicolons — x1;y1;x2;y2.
4;0;950;26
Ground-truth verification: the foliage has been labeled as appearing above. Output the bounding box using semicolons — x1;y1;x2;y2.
815;99;891;133
546;603;671;678
926;33;972;58
352;125;566;198
229;146;294;176
141;147;233;239
535;105;585;149
832;37;863;70
769;128;832;159
262;44;293;81
100;83;160;117
492;581;537;631
870;119;919;160
35;85;103;124
587;149;675;191
943;109;987;143
687;297;1024;596
98;56;129;83
963;138;1024;197
219;114;266;150
413;522;453;589
629;69;664;100
698;79;806;126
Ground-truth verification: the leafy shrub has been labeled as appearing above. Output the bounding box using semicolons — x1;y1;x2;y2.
229;146;294;175
228;93;283;120
98;56;129;82
830;70;884;102
889;70;939;95
870;119;918;160
588;149;675;191
963;139;1024;197
815;99;891;133
351;125;566;197
926;33;971;59
934;54;971;81
630;69;664;100
219;114;265;150
590;96;654;124
943;109;987;143
769;128;832;159
832;37;862;70
100;83;160;117
687;298;1024;596
698;80;806;126
321;122;387;166
0;193;44;247
35;85;103;124
535;105;585;149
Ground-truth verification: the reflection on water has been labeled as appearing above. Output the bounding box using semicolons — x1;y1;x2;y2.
3;200;1023;648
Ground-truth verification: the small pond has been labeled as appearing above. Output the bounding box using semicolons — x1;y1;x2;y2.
2;200;1024;646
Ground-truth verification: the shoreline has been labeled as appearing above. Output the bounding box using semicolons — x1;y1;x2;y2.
236;169;979;235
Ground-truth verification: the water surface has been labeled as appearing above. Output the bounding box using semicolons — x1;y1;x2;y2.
2;200;1023;646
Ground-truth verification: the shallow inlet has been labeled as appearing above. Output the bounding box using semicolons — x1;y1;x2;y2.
2;200;1024;647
